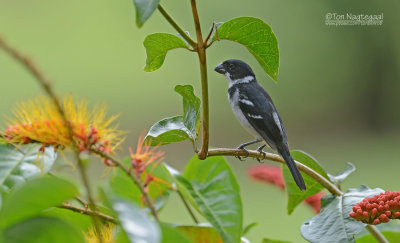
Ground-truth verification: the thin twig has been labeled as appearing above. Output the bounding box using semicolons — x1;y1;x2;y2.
177;189;199;224
157;5;197;48
0;36;104;243
89;148;160;221
203;22;216;45
190;0;209;160
59;203;117;224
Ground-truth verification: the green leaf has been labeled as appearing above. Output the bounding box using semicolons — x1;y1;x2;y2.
145;116;192;146
214;17;279;81
42;208;92;232
3;216;85;243
144;85;201;147
161;224;191;243
357;232;400;243
109;157;171;211
105;195;161;243
174;85;201;139
181;156;243;243
328;162;356;184
177;225;223;243
163;163;200;213
242;222;258;236
262;238;291;243
132;0;160;27
0;144;57;192
301;186;384;243
144;33;187;72
0;176;78;228
282;150;329;215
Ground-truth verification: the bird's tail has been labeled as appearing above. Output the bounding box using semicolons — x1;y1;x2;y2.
278;146;306;191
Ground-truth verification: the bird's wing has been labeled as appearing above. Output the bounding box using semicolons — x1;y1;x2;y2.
238;82;287;149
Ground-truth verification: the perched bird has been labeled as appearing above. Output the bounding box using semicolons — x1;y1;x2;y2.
214;59;306;191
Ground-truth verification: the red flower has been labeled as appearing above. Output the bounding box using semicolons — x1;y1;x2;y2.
248;164;323;213
349;191;400;225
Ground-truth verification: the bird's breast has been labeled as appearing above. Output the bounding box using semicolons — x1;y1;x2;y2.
228;87;260;138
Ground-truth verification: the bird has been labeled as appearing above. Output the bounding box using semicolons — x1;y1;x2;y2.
214;59;306;191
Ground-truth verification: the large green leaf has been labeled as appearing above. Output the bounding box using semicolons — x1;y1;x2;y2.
214;17;279;81
175;85;201;139
42;208;92;232
106;195;161;243
144;33;187;72
282;150;329;215
0;176;78;228
109;157;171;211
144;85;201;147
0;144;57;192
2;217;85;243
301;186;384;243
163;163;200;213
181;156;243;243
132;0;159;27
177;225;223;243
161;224;191;243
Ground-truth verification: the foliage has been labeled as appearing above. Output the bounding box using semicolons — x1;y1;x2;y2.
0;0;396;242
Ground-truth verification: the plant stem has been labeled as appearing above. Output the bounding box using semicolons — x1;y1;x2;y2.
0;36;104;243
157;5;196;48
208;148;343;196
366;225;389;243
59;203;117;224
190;0;209;160
89;148;160;221
177;190;199;224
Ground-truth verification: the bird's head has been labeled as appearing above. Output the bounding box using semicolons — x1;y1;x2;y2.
214;59;255;82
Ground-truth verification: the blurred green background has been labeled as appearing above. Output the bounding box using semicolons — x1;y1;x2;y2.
0;0;399;242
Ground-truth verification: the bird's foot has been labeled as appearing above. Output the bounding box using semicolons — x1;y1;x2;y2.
256;144;266;163
236;145;250;161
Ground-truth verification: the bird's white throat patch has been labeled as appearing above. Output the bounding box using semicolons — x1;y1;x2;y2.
228;76;255;88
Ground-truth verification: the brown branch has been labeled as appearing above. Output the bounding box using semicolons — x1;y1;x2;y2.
0;36;104;243
190;0;209;160
89;148;159;221
59;203;117;224
207;148;342;196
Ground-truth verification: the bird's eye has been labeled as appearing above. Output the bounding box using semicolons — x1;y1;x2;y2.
228;64;235;70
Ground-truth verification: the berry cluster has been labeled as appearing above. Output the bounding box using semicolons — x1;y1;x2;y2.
349;191;400;225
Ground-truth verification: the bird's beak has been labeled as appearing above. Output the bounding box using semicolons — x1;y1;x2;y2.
214;63;226;74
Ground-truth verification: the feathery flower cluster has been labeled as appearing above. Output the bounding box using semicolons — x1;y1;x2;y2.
248;164;323;213
3;96;122;162
349;191;400;225
129;136;169;205
85;224;114;243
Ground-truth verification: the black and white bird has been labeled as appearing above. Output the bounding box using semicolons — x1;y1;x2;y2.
214;59;306;191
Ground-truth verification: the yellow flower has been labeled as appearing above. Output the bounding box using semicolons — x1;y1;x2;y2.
85;224;115;243
3;96;123;156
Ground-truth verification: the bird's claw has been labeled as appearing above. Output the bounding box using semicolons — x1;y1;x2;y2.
256;144;266;163
236;146;250;161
